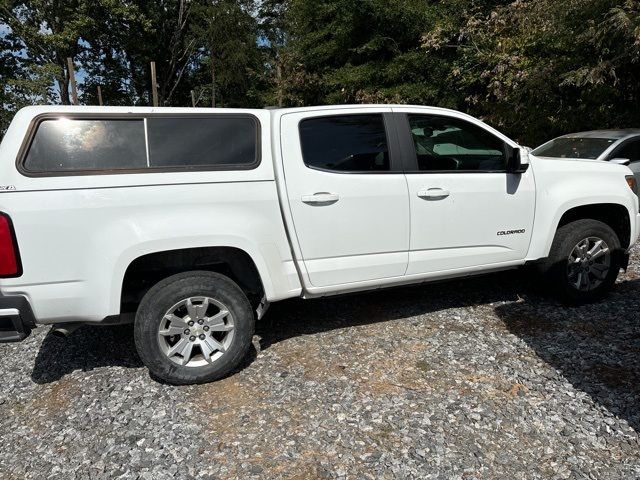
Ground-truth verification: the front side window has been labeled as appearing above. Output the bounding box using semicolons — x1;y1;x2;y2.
299;114;390;172
408;115;506;172
25;119;147;172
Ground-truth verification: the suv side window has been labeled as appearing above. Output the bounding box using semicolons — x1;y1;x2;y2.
612;139;640;163
407;114;506;172
299;114;390;172
25;119;147;172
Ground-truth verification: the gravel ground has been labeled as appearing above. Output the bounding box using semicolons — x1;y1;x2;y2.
2;247;640;480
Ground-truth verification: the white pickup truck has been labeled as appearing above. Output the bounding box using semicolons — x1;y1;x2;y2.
0;105;638;384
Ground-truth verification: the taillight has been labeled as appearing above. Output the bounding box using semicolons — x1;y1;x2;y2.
0;213;21;277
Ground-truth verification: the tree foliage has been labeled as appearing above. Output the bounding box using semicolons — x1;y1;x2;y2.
448;0;640;143
190;0;260;107
1;0;640;144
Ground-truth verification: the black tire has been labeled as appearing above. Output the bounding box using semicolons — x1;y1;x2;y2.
134;271;255;385
541;219;622;304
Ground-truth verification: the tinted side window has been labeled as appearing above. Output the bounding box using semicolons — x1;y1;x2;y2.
299;115;390;172
147;117;257;168
408;115;506;172
25;119;147;172
613;139;640;162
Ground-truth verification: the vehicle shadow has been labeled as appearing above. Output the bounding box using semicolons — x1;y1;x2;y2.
30;321;260;385
31;268;640;433
31;270;532;384
30;324;143;384
494;277;640;431
256;269;539;347
259;271;640;431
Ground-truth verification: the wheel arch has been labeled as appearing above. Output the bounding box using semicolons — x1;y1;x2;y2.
532;202;633;260
556;203;630;249
116;244;271;316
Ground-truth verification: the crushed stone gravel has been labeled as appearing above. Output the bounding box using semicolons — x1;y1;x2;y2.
1;245;640;479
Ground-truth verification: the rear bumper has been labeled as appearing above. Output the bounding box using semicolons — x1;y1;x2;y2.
0;295;36;343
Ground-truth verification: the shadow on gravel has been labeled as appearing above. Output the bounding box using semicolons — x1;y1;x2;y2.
495;278;640;431
31;269;532;385
257;268;537;348
31;325;143;384
32;265;640;428
260;269;640;431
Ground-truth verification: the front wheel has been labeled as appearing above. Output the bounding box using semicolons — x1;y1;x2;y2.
541;219;623;304
134;271;255;385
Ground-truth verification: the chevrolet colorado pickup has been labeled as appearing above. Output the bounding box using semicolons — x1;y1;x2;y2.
0;105;638;384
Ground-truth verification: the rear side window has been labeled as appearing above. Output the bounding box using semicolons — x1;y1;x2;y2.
299;115;390;172
147;117;257;168
25;119;147;172
22;115;259;174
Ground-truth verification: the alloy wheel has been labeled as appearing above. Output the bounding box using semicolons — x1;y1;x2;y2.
567;236;611;292
157;296;235;367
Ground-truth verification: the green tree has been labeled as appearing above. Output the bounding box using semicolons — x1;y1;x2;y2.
77;0;150;106
3;0;640;145
190;0;260;107
443;0;640;144
0;0;98;105
277;0;498;109
80;0;199;107
257;0;289;106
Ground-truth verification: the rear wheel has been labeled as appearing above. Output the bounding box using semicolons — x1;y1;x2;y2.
542;219;622;304
134;271;254;385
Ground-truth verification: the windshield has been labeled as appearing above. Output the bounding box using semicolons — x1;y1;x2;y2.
532;137;615;159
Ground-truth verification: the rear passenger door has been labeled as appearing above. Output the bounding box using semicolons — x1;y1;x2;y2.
280;109;410;288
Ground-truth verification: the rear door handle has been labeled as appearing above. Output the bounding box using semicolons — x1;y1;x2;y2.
301;192;340;204
417;188;450;199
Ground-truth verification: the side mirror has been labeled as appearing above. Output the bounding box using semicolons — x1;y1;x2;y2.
610;158;631;166
506;145;529;174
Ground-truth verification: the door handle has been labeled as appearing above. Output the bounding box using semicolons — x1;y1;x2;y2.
417;188;450;199
301;192;340;204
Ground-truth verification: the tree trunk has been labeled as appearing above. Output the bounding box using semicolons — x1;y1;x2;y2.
124;51;141;103
276;57;283;108
58;76;71;105
56;57;71;105
210;48;216;108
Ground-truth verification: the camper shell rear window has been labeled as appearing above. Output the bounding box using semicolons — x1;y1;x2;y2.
20;114;260;175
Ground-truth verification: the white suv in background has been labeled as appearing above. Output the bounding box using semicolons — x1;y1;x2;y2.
533;129;640;198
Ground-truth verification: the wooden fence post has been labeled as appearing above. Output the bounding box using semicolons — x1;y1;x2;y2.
150;61;159;107
97;86;103;106
66;57;78;105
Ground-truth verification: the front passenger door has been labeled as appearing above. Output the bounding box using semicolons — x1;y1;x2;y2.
395;109;536;275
